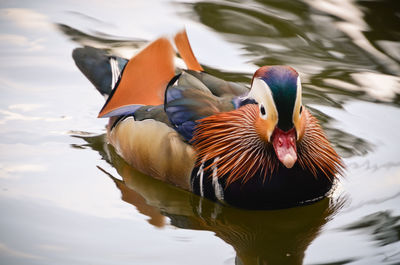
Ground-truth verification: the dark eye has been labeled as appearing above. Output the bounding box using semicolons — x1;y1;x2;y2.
260;105;266;115
299;105;303;114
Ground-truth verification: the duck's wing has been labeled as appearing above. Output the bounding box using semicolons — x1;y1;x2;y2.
98;37;176;117
72;38;175;120
73;30;204;119
164;71;251;142
72;30;252;142
164;33;250;141
185;70;249;97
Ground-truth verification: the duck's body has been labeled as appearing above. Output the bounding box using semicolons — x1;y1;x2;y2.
73;31;343;209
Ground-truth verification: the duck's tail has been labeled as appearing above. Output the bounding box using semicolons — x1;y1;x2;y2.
72;47;128;98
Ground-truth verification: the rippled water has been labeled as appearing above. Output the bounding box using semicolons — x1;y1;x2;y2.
1;0;399;264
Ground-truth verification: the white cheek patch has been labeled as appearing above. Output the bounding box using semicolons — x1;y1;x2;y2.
249;78;278;123
293;76;303;138
294;76;302;116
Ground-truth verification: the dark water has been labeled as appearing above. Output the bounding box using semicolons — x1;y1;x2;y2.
1;0;400;264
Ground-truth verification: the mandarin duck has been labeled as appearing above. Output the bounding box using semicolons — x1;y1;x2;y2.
72;30;344;209
79;133;343;265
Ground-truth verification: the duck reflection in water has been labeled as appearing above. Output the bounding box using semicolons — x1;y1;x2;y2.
76;134;346;265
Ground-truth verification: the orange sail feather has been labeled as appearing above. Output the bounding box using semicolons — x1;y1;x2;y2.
98;37;175;117
174;30;203;72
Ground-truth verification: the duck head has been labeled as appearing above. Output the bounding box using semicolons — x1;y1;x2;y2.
249;66;304;169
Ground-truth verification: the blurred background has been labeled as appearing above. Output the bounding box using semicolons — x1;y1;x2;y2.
0;0;399;264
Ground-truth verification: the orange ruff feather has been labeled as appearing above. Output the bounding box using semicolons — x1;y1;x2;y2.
192;104;278;186
99;38;175;117
174;30;203;71
296;111;345;180
192;105;344;186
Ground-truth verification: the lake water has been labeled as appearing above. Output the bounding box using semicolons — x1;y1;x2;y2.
0;0;399;264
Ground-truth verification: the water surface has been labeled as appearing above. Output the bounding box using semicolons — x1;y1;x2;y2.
0;0;399;264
